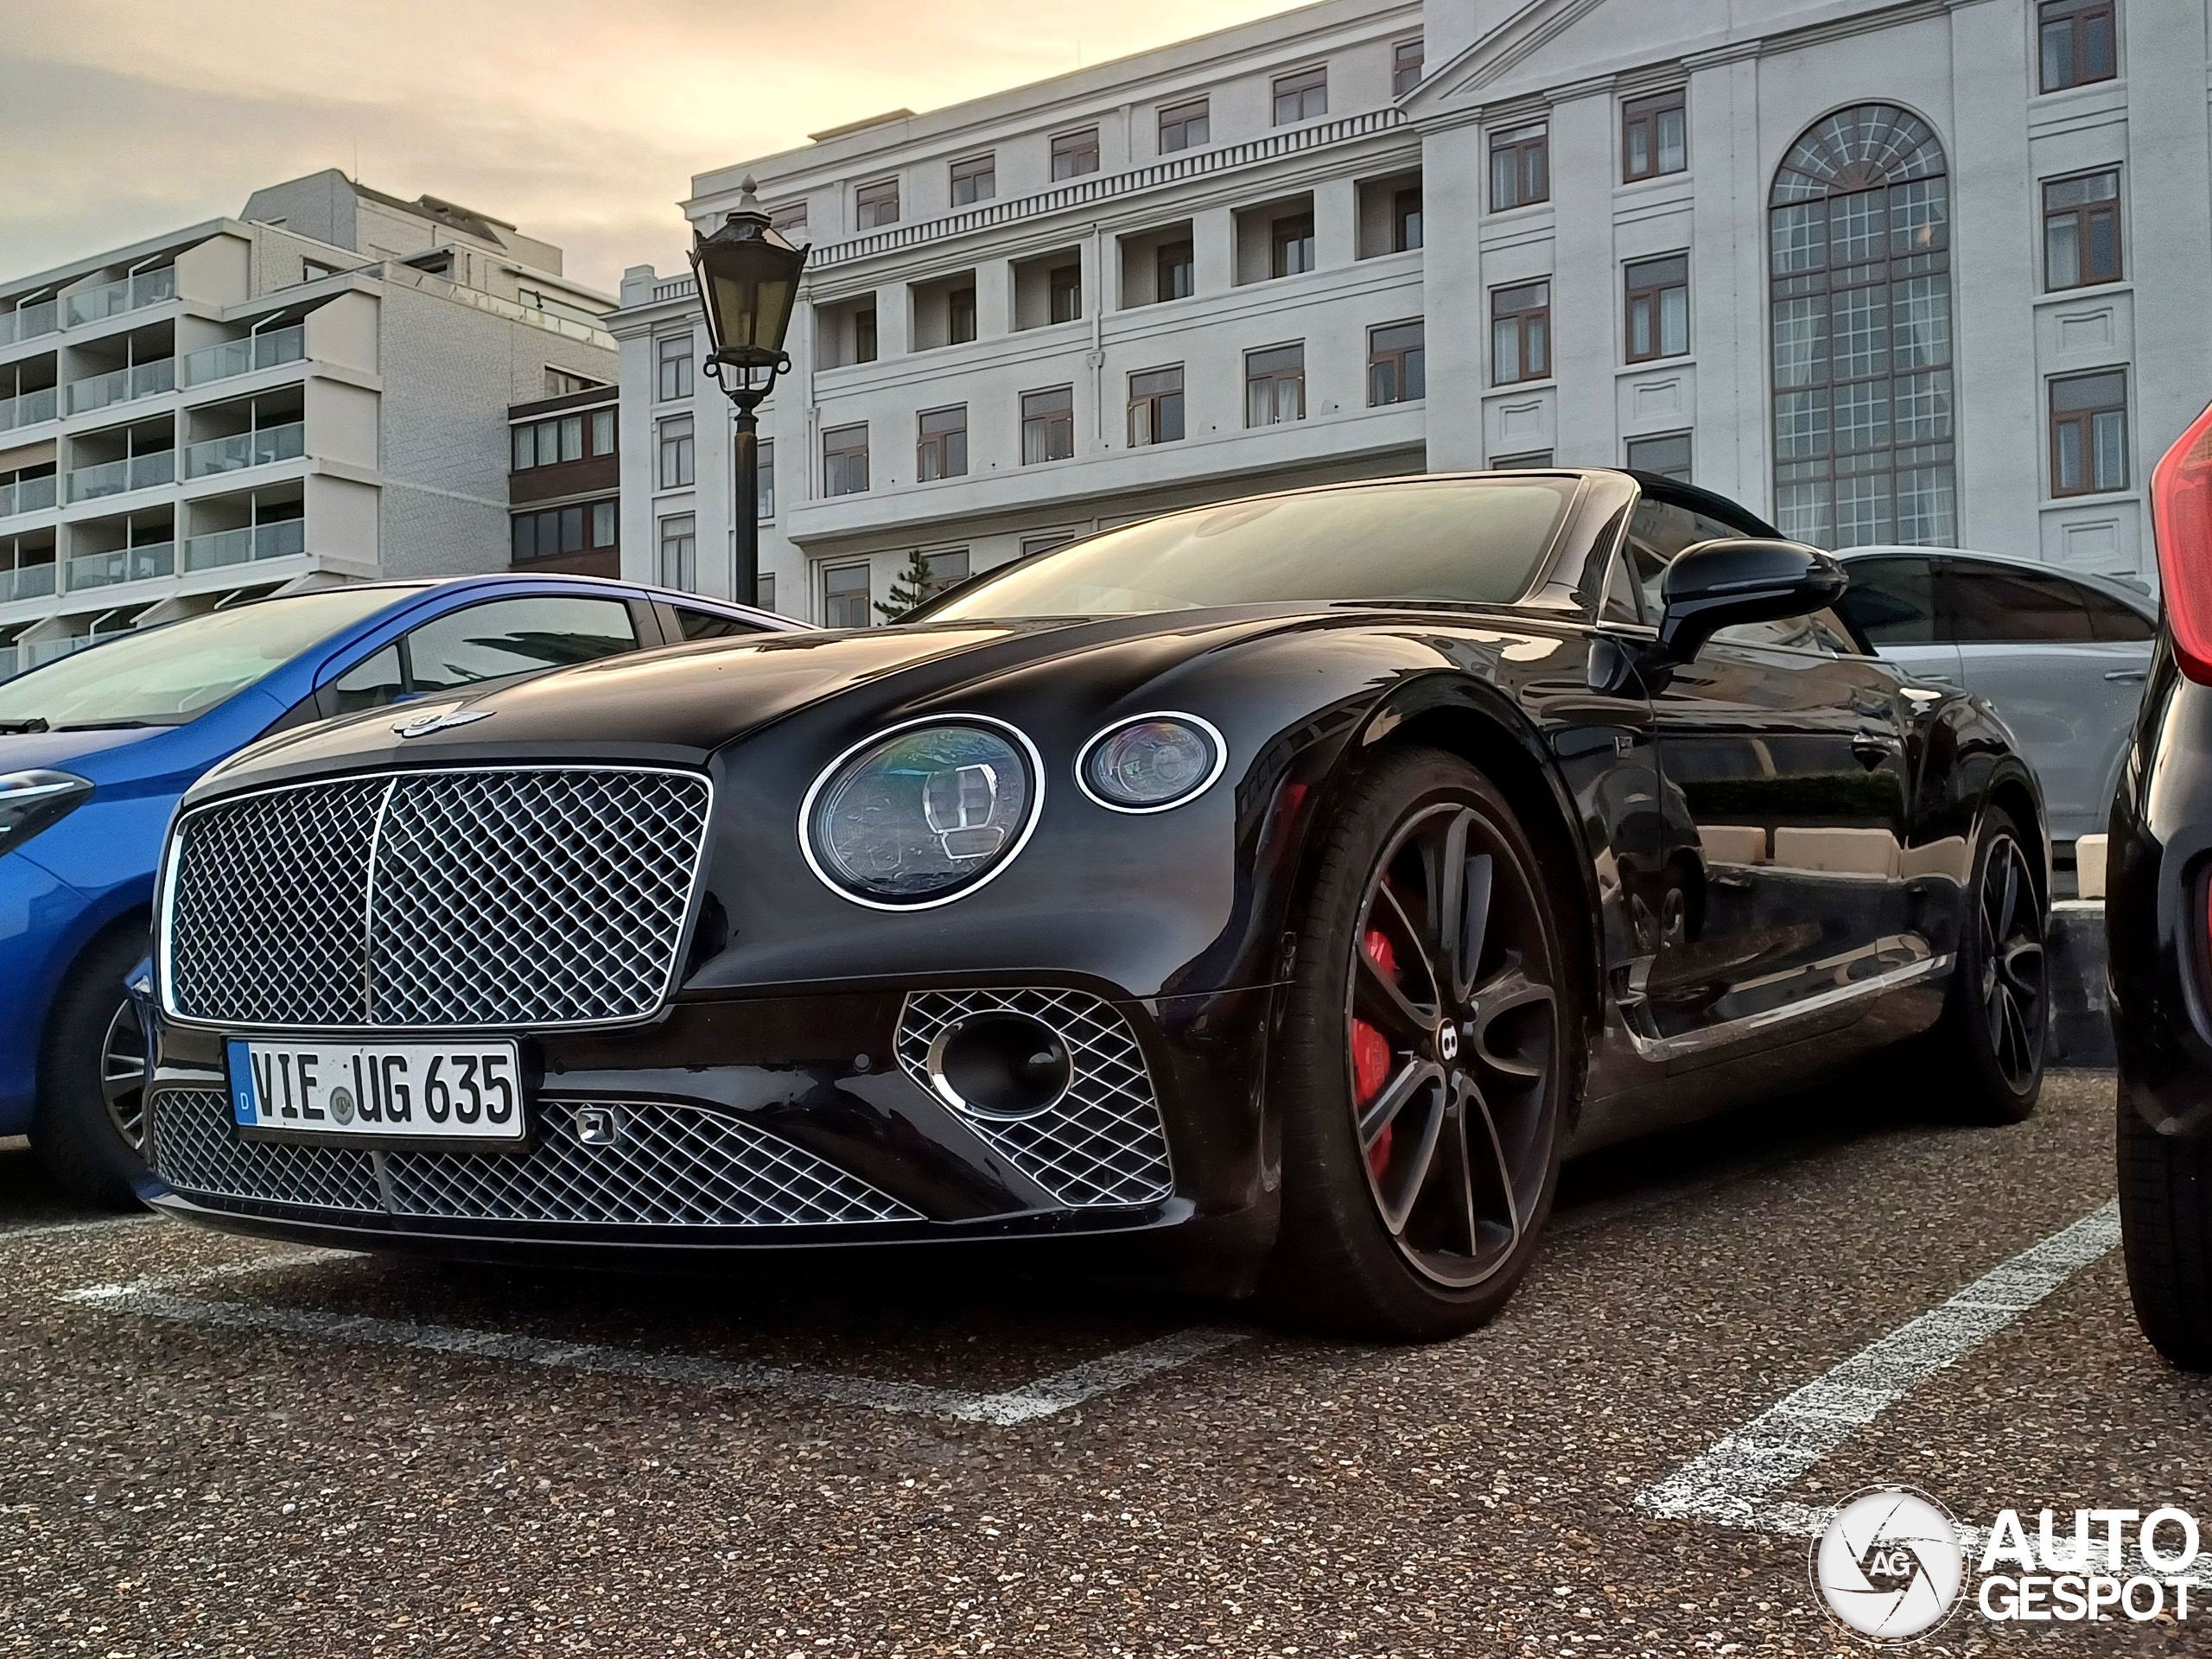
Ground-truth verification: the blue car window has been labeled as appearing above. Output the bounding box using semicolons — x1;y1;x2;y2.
405;595;639;692
327;644;405;714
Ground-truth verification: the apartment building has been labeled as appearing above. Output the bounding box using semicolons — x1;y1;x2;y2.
0;170;616;676
616;0;2208;622
508;380;620;579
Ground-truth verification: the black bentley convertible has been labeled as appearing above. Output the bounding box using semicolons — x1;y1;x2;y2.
142;470;2050;1338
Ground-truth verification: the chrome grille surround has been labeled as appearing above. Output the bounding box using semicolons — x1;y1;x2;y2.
894;988;1175;1207
148;1089;922;1228
162;766;712;1031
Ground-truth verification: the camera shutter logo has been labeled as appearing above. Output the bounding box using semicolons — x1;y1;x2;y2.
1812;1489;1966;1643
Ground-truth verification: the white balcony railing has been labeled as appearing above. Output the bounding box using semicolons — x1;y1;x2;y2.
182;518;305;572
0;387;57;432
67;542;174;591
183;422;305;480
0;300;60;347
65;267;176;328
0;474;59;518
1;563;57;602
24;635;100;670
65;357;175;416
65;450;175;503
180;325;306;388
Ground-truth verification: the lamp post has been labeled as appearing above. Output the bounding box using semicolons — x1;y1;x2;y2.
690;176;807;609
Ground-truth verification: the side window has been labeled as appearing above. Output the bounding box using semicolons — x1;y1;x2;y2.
1834;558;1939;645
407;596;640;692
2082;587;2155;642
1942;567;2094;644
1601;547;1645;625
673;607;760;642
326;643;404;714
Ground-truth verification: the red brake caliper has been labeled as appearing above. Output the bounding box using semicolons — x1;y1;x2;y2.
1353;928;1396;1178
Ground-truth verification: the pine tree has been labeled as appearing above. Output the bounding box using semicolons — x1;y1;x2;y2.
875;549;939;621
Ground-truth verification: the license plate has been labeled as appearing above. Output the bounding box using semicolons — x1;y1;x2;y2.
225;1039;524;1142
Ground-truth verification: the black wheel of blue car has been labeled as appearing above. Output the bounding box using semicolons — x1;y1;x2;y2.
1266;747;1570;1340
32;925;152;1211
1930;809;2046;1124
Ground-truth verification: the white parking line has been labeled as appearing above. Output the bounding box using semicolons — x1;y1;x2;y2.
1637;1201;2122;1538
60;1252;1248;1425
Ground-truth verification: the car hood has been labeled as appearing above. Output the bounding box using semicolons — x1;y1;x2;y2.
189;605;1554;795
0;723;175;774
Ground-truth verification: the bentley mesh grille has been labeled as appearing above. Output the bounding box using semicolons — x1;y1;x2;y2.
164;767;710;1029
894;988;1175;1207
148;1089;921;1227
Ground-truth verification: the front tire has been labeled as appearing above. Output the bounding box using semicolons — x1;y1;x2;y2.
1931;809;2047;1124
1264;747;1573;1341
2119;1100;2212;1371
32;925;151;1210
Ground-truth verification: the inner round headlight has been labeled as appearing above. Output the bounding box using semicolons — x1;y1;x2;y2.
1078;715;1225;811
804;720;1040;906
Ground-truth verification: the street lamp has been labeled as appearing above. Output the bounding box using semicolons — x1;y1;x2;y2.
690;175;807;609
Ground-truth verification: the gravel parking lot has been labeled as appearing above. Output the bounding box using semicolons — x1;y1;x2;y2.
3;1070;2204;1657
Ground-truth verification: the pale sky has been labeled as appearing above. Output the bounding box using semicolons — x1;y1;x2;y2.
2;0;1306;297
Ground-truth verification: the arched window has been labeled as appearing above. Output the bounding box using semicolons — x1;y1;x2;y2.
1770;105;1955;547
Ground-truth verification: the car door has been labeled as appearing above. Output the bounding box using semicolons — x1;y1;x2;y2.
1941;562;2146;843
1834;556;1966;690
1622;499;1916;1052
316;592;658;718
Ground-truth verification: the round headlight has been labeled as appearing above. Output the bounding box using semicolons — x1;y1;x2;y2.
1077;715;1226;812
803;719;1041;907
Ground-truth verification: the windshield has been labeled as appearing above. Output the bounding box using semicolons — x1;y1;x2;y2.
928;478;1580;620
0;588;407;728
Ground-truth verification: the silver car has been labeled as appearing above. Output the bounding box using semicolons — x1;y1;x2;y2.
1833;545;2156;847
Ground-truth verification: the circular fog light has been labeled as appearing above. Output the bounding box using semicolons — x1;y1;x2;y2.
1077;713;1226;812
927;1014;1073;1119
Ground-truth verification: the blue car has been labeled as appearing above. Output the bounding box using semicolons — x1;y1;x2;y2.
0;575;794;1205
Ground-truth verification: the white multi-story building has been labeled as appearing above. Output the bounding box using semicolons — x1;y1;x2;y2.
615;0;2205;623
0;170;616;676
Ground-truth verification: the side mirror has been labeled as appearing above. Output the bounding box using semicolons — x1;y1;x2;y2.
1655;538;1847;663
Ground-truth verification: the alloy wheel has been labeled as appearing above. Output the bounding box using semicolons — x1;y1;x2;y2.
1345;800;1560;1288
1977;834;2046;1093
99;997;148;1153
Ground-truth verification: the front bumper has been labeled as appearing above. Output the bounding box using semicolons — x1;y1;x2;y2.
140;982;1279;1262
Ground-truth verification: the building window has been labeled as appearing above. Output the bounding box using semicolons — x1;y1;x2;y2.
1490;451;1554;469
1626;432;1693;482
756;571;777;614
658;415;695;488
1491;282;1550;385
1049;264;1082;324
1052;128;1101;181
1393;187;1423;252
1624;254;1690;362
1393;38;1425;97
854;304;879;364
1128;366;1185;446
545;367;602;397
592;499;617;546
1273;67;1327;125
1622;90;1688;181
1491;124;1549;211
1157;239;1195;302
823;563;872;628
1270;213;1316;278
1769;104;1955;548
1159;98;1210;154
2040;0;2117;92
753;439;775;520
918;405;969;480
855;179;900;229
2051;369;2128;495
656;333;693;400
2044;170;2121;289
591;408;615;454
948;284;977;343
1246;344;1306;427
823;423;869;496
1022;387;1075;463
1368;321;1425;406
770;202;808;239
950;154;995;207
658;512;696;590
